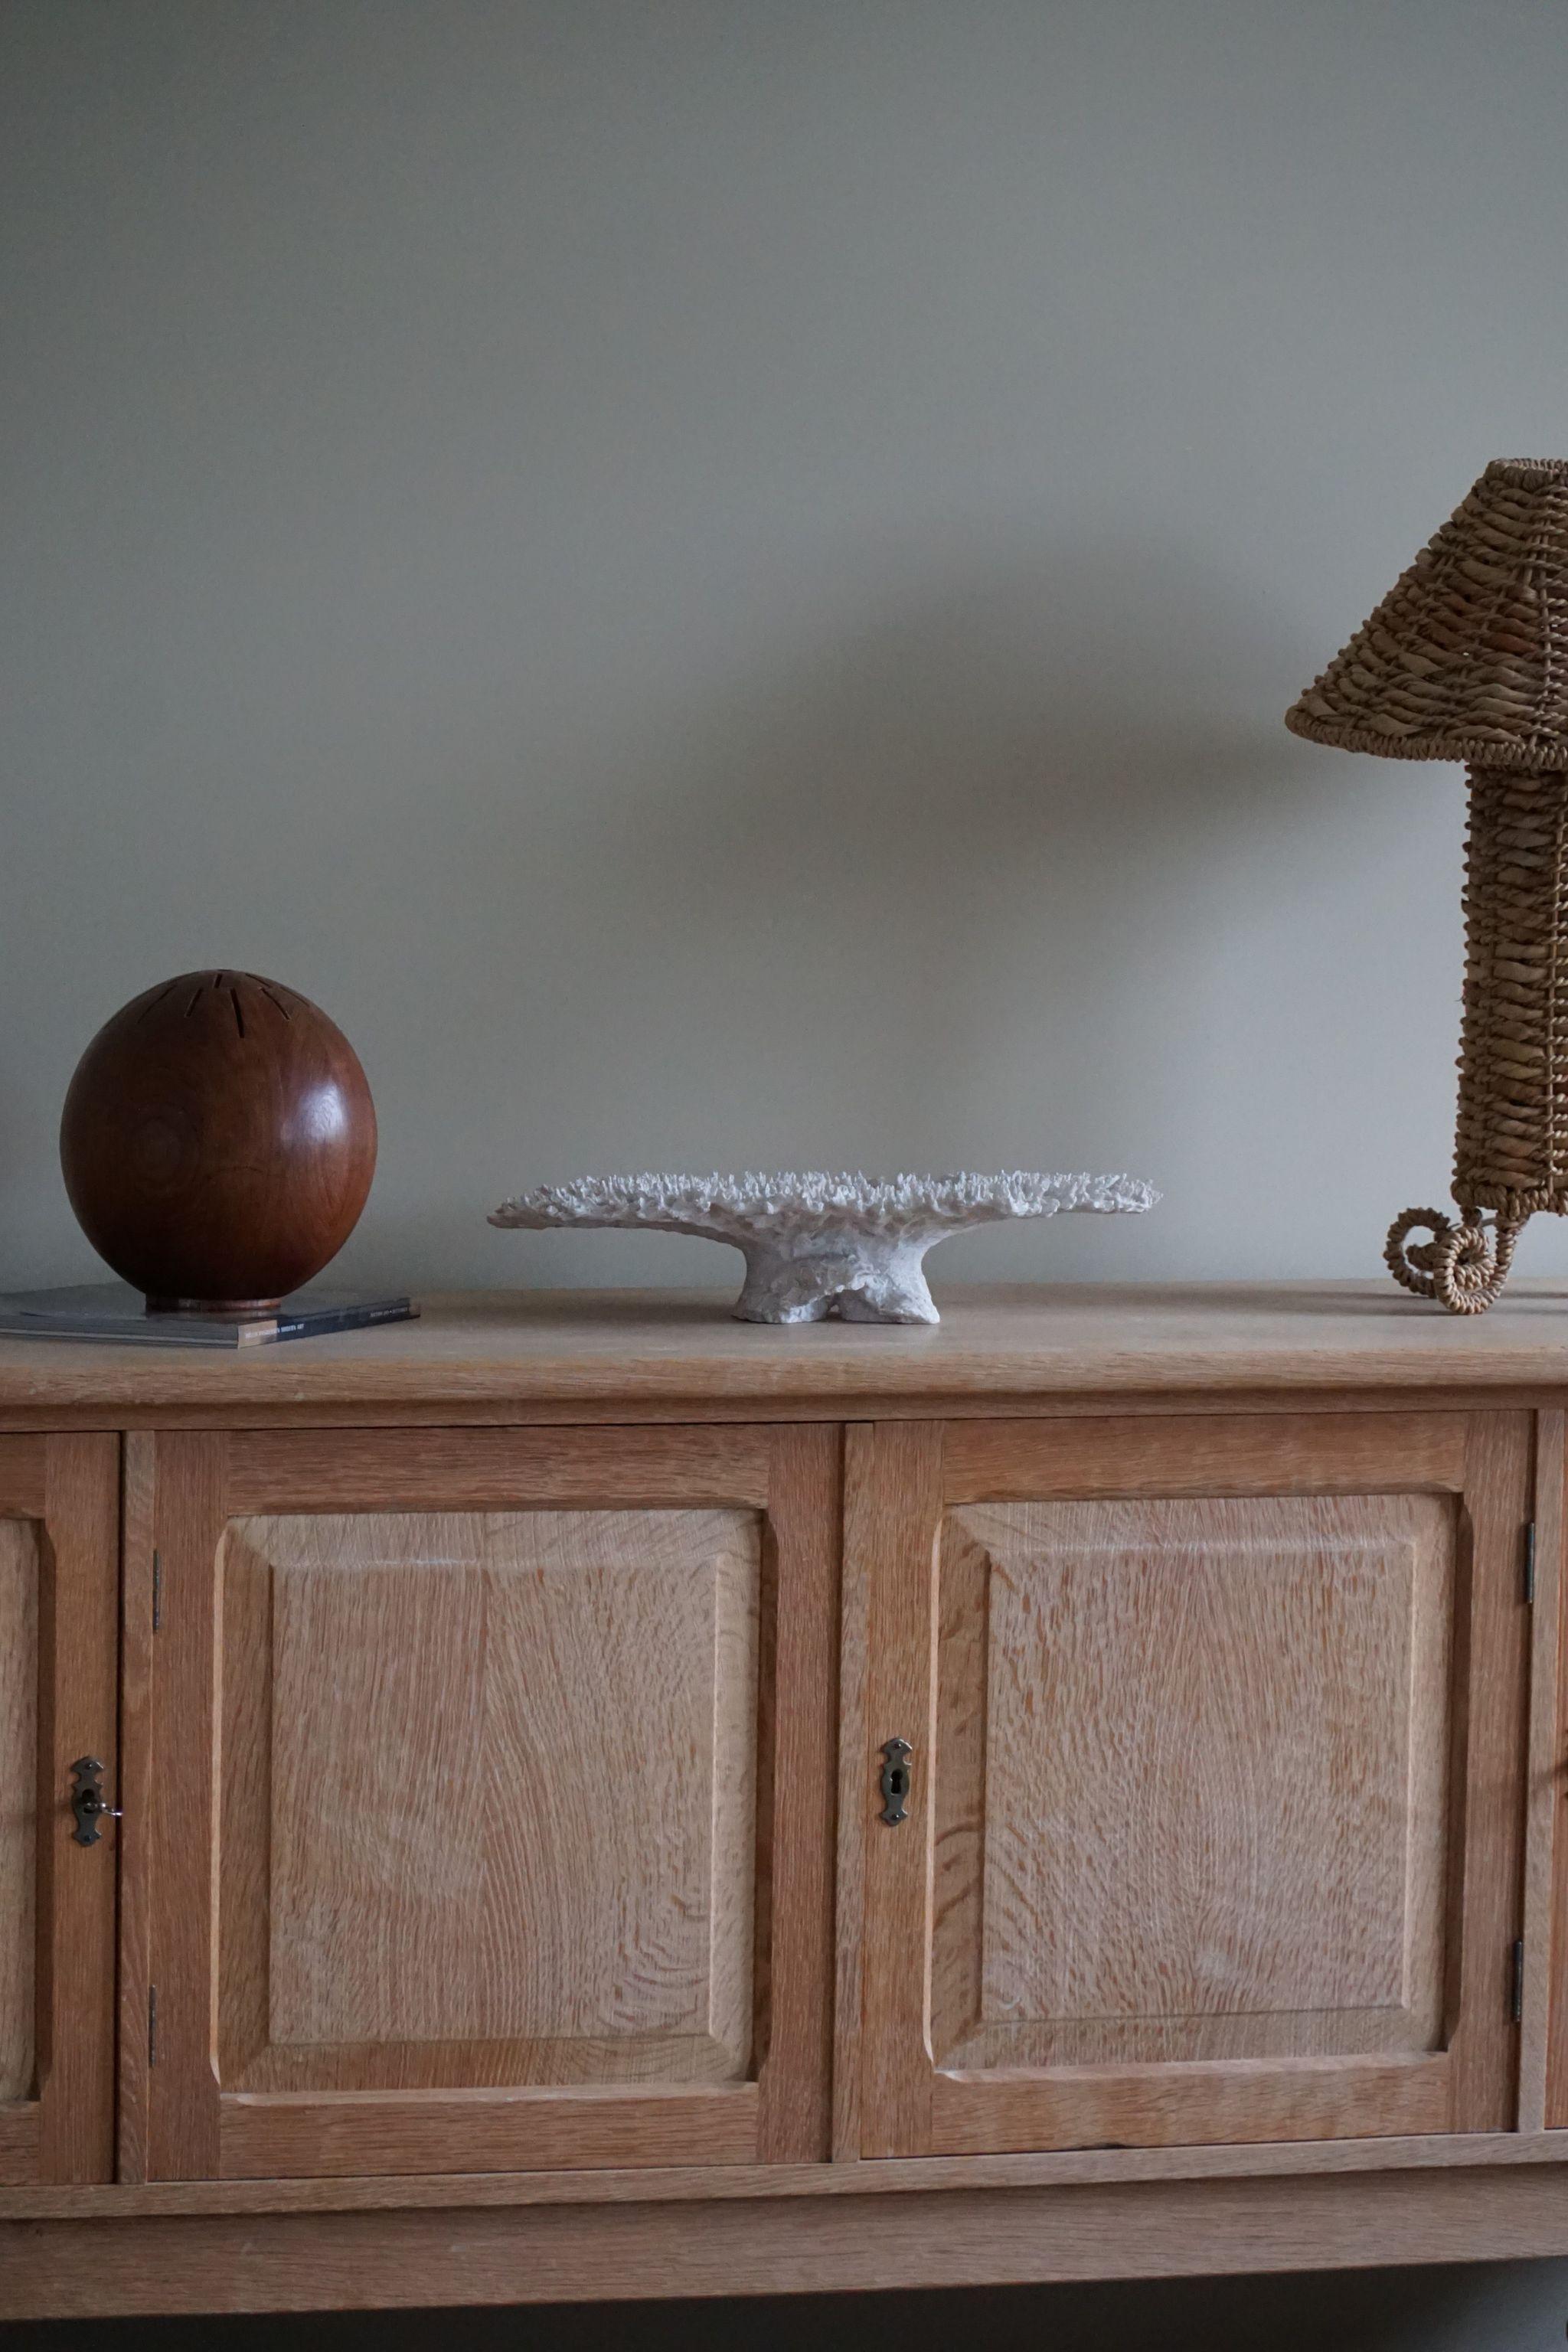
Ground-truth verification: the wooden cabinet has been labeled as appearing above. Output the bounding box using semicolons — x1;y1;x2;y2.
849;1413;1533;2159
0;1436;118;2186
131;1426;838;2180
6;1289;1568;2319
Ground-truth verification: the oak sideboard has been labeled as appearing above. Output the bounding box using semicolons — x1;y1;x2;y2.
8;1282;1568;2319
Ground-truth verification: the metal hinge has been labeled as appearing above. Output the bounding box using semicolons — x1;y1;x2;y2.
1512;1939;1525;2024
148;1984;158;2069
152;1550;162;1632
1524;1524;1537;1606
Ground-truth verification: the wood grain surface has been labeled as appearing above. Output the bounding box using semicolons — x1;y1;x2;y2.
1521;1410;1563;2129
932;1494;1453;2072
0;1438;119;2187
942;1410;1471;1501
11;2164;1568;2319
225;1423;774;1512
145;1424;838;2180
219;2084;763;2180
1448;1412;1534;2132
116;1434;156;2182
1543;1407;1568;2128
4;1284;1568;1426
0;1521;37;2106
856;1422;945;2158
59;969;376;1310
7;1293;1564;2313
220;1508;760;2082
752;1426;841;2165
854;1412;1534;2158
11;2119;1568;2225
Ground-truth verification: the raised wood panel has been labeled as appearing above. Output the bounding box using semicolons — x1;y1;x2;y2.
219;1509;760;2087
856;1413;1533;2160
931;1494;1454;2073
0;1523;38;2105
142;1424;840;2180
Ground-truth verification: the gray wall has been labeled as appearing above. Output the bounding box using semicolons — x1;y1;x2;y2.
5;3;1568;2343
7;0;1568;1302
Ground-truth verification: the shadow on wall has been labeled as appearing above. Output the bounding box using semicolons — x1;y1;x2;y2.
360;529;1391;1294
536;534;1326;1152
0;2259;1557;2352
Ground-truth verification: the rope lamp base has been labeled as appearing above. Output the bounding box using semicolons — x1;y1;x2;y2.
1384;763;1568;1314
1286;462;1568;1315
1385;1206;1522;1315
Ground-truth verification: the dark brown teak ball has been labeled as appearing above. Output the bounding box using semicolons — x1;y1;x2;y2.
60;971;377;1312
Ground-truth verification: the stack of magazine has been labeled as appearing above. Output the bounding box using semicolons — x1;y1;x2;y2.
0;1285;418;1348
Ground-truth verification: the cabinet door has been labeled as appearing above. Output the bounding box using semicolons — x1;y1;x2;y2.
0;1435;119;2186
851;1413;1531;2158
131;1425;838;2180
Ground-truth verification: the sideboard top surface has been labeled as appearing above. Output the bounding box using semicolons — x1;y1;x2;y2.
2;1282;1568;1415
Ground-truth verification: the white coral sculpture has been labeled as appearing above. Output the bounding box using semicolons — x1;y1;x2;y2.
490;1169;1158;1325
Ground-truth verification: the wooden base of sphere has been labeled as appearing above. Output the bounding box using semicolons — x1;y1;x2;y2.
145;1295;285;1317
1385;765;1568;1314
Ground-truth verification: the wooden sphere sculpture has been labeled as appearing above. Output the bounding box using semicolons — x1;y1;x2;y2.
60;971;377;1312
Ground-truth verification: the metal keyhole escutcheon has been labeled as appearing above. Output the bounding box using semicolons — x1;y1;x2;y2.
69;1757;122;1847
880;1736;913;1826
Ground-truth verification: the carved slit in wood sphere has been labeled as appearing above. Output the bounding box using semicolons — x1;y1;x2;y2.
59;971;377;1312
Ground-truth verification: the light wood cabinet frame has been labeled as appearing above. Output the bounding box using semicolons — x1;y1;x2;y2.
5;1292;1568;2319
0;1434;119;2186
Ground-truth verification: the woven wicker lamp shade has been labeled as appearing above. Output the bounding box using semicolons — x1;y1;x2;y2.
1286;458;1568;1312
